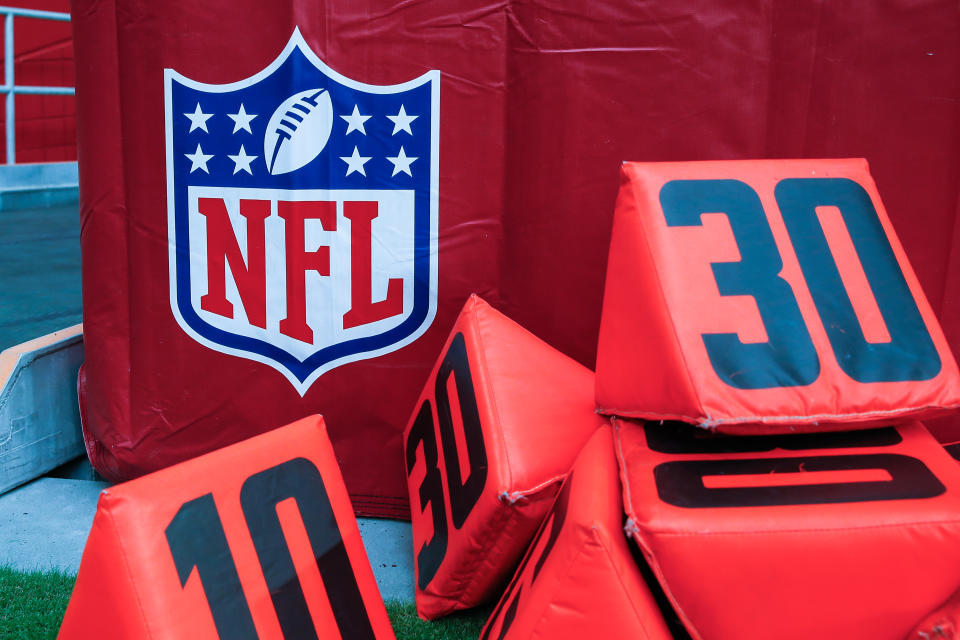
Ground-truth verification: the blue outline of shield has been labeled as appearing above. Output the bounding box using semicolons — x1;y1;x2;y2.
164;29;439;394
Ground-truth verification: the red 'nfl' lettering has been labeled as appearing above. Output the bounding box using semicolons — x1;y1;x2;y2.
165;31;439;394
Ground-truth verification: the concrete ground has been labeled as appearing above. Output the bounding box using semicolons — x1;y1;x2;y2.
0;457;415;602
0;201;414;603
0;476;110;574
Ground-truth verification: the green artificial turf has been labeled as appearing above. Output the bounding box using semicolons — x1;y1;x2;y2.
386;601;492;639
0;568;75;640
0;568;490;640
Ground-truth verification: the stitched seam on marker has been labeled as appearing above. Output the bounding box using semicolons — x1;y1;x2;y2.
612;418;706;640
629;177;705;423
595;527;685;640
502;474;567;503
598;408;701;423
593;528;653;638
599;403;960;428
612;418;637;522
104;501;155;639
627;525;706;640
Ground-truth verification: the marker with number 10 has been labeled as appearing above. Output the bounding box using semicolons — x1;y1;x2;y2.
596;159;960;433
58;417;395;640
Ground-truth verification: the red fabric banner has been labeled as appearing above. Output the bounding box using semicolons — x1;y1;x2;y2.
72;0;960;515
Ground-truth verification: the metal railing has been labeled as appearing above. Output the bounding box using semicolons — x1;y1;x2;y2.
1;6;74;165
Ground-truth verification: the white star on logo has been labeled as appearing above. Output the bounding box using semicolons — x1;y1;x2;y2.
340;105;371;135
184;103;213;133
185;143;213;173
340;146;372;177
227;104;257;134
386;146;418;177
228;145;258;175
387;105;418;136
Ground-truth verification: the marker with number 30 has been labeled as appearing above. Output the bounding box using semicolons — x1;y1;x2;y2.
596;159;960;433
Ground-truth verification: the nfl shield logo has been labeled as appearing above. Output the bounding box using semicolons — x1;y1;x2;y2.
164;30;439;394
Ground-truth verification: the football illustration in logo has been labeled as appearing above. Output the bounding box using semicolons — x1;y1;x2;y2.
263;88;334;175
163;30;440;393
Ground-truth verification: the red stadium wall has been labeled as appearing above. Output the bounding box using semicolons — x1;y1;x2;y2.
0;0;75;164
70;0;960;512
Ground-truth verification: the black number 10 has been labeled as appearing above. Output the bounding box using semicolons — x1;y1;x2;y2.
165;457;376;640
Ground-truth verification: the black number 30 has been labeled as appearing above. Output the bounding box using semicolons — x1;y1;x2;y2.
405;332;489;589
660;178;941;389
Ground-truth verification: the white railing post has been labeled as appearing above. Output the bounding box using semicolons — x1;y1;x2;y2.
0;6;74;165
4;12;14;165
